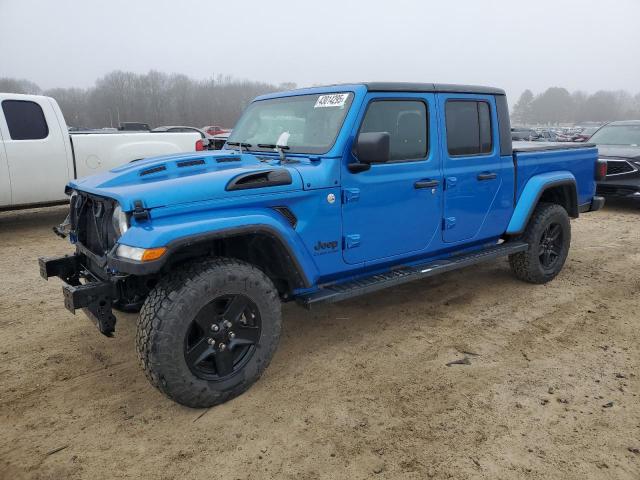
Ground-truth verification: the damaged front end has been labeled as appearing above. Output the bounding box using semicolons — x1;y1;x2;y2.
39;253;118;336
39;191;146;336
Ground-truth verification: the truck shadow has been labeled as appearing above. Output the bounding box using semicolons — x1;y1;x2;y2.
602;197;640;213
0;205;68;234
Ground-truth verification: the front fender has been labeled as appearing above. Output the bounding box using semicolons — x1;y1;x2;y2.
506;171;577;235
112;207;319;286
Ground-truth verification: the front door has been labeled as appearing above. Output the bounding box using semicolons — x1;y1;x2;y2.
0;96;71;206
341;94;442;264
438;94;503;243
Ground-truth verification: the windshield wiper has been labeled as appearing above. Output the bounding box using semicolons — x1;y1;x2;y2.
257;144;291;163
256;144;290;150
226;141;252;152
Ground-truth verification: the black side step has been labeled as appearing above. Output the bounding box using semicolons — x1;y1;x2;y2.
298;241;528;307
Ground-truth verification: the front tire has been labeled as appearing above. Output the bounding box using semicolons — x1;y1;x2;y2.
509;203;571;284
136;258;281;408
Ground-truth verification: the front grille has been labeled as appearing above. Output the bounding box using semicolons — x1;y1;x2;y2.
606;160;635;176
71;194;118;256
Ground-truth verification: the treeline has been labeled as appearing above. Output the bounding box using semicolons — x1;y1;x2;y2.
0;71;296;129
512;87;640;125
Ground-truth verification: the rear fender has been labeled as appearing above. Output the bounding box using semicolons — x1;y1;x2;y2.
506;171;577;235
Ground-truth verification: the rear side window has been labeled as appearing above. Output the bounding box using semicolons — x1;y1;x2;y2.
359;100;428;161
445;100;493;156
2;100;49;140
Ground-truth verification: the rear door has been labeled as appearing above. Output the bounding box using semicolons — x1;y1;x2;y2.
438;94;503;243
341;93;442;264
0;96;71;206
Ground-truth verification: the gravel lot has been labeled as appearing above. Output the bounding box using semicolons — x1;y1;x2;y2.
1;201;639;480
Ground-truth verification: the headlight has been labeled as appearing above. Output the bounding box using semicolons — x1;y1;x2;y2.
116;244;166;262
112;204;129;237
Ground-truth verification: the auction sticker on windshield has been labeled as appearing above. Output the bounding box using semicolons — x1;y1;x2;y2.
314;93;349;108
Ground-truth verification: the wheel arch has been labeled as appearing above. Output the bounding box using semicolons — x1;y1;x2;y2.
506;172;578;235
163;225;313;296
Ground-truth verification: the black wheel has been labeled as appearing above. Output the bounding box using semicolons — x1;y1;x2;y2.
136;258;281;408
509;203;571;284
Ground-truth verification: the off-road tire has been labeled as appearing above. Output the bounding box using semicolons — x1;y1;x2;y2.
508;202;571;284
136;257;281;408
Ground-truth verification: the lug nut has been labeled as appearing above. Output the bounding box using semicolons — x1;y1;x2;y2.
207;338;215;346
219;343;227;351
223;320;232;328
228;331;236;339
210;324;219;332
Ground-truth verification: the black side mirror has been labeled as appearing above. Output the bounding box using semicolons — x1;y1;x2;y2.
355;132;390;164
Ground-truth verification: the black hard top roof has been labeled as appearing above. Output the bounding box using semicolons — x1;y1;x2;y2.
363;82;505;96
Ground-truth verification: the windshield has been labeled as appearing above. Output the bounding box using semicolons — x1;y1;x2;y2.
589;125;640;146
227;93;354;154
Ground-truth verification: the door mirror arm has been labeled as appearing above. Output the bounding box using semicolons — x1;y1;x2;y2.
347;162;371;173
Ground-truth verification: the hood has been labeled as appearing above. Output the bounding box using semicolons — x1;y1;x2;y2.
596;145;640;162
68;150;304;211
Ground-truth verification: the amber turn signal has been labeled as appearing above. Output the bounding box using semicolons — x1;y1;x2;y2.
141;247;167;262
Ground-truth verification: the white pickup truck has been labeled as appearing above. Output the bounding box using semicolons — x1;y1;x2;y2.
0;93;203;210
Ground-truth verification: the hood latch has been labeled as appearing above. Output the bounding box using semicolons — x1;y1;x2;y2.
132;200;150;221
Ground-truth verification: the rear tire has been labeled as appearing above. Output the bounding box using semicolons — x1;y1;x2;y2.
509;203;571;284
136;258;281;408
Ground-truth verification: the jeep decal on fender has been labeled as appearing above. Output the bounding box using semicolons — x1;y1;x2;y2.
314;240;338;255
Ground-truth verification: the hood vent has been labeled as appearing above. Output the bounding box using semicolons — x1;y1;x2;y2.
226;169;292;191
216;157;241;163
177;158;205;168
140;165;167;176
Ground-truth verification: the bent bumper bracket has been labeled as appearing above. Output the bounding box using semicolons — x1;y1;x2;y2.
39;255;117;337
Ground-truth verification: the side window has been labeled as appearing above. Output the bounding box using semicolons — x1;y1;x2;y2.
359;100;428;161
2;100;49;140
445;100;493;156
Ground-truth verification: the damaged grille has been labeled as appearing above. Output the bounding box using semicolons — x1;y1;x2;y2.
70;193;119;257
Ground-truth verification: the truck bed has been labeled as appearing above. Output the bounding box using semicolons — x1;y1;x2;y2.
512;141;595;152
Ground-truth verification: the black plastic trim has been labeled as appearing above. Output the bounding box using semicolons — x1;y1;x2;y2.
495;95;512;157
512;180;579;236
106;225;311;288
364;82;505;95
225;169;292;191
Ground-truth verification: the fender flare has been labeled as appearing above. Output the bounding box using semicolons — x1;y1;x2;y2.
108;212;318;288
506;172;578;235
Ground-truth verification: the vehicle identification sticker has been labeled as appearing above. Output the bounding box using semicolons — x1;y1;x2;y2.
314;93;349;108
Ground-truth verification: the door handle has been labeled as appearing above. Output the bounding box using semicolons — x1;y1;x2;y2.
477;172;497;181
414;179;439;189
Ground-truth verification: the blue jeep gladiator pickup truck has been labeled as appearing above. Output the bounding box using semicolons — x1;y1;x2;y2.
40;83;606;407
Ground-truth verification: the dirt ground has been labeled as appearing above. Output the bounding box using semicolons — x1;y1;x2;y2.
1;201;639;480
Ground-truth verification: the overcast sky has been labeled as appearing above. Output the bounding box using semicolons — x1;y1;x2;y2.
1;0;639;101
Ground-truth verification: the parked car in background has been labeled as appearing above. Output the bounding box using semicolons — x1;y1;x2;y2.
511;127;539;141
535;129;558;142
118;122;151;131
202;125;230;136
152;126;214;145
211;131;231;150
572;126;600;142
589;120;640;200
0;93;203;210
152;125;209;138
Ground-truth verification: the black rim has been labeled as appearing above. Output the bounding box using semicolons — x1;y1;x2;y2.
538;222;563;269
184;294;261;381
